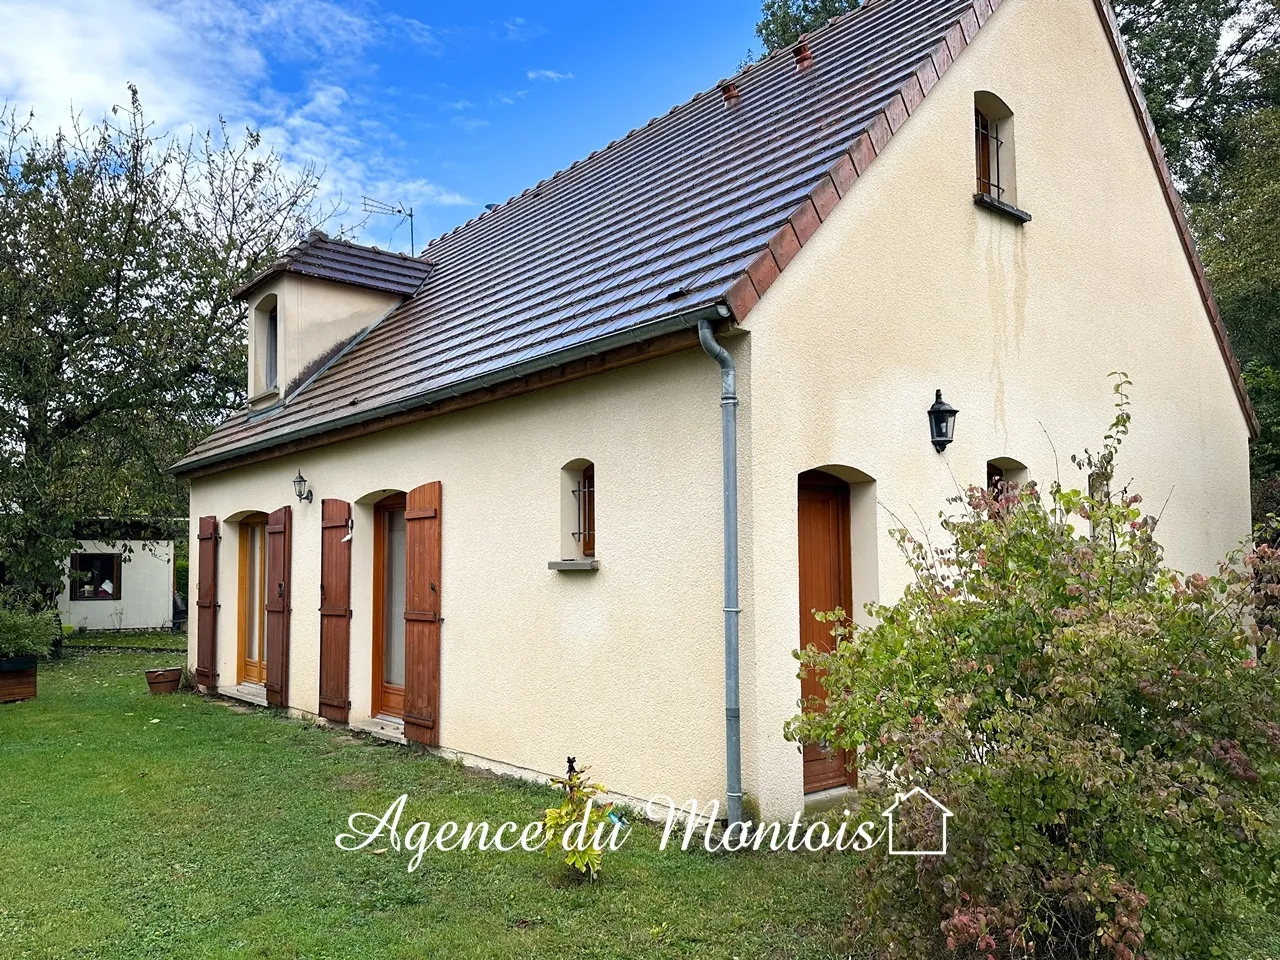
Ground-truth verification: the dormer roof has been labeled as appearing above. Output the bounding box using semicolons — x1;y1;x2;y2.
233;230;435;301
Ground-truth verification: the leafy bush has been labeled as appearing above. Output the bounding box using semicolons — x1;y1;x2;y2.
0;608;57;659
787;385;1280;959
541;758;617;881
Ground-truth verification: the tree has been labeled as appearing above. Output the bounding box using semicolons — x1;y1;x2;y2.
0;86;331;611
754;0;860;52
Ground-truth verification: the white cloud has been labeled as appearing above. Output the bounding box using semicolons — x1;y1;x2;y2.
0;0;468;244
450;115;489;133
526;69;573;82
502;17;546;42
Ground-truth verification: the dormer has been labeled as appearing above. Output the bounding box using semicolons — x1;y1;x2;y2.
234;231;434;409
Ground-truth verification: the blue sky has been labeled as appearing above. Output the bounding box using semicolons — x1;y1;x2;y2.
0;0;764;252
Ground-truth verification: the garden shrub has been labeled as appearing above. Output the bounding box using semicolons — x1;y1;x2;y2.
787;384;1280;958
0;608;56;659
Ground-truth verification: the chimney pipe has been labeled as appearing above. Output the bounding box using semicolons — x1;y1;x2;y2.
793;37;814;70
719;80;740;106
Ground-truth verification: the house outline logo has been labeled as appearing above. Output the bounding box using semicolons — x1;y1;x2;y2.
881;787;953;856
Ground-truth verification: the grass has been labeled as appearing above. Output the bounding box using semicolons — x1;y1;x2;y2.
61;630;186;651
0;651;860;959
3;652;1276;960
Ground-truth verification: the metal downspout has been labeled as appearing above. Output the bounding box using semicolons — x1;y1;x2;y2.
698;313;743;827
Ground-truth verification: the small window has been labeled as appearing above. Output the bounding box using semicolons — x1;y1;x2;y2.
559;460;596;561
265;306;278;389
974;92;1026;220
252;294;280;397
974;105;1004;200
987;457;1029;492
70;553;122;600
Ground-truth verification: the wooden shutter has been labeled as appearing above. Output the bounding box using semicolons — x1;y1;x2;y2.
403;481;442;746
318;499;352;723
264;505;293;708
194;516;219;690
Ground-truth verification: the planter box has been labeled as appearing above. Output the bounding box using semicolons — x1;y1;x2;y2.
145;667;182;695
0;656;37;703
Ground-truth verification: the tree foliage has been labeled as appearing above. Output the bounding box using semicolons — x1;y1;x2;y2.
0;86;329;609
788;387;1280;958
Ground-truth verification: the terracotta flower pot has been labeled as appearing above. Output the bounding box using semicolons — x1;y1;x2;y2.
0;656;37;703
145;667;182;695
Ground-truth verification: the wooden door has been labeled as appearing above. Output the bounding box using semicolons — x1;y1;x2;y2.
238;519;268;685
319;499;352;723
403;481;442;746
264;505;292;708
798;471;856;793
195;516;219;690
372;493;407;718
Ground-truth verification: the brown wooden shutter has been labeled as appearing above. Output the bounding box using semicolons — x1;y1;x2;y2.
264;505;293;708
318;499;352;723
194;516;219;690
403;481;442;746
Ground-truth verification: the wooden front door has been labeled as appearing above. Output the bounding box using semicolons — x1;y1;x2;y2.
372;493;407;719
318;499;353;723
798;470;856;793
238;517;268;685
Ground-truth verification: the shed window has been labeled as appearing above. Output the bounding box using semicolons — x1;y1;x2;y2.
70;553;122;600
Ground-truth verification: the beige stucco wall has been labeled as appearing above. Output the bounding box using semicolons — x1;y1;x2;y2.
188;349;734;808
59;540;174;631
741;0;1253;815
245;275;402;401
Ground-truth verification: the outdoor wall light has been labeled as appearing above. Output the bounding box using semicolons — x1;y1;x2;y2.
928;390;958;452
293;470;313;503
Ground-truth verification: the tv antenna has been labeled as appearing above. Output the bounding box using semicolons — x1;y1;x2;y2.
361;196;415;254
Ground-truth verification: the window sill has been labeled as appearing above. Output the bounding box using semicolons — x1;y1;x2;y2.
973;193;1032;224
548;559;600;571
247;387;281;409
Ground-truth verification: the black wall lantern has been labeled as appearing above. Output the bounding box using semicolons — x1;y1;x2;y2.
928;390;958;452
293;469;313;503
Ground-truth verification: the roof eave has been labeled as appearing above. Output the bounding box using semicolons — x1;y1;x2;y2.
171;300;731;478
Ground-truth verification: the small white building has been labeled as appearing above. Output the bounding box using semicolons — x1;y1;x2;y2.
58;536;177;632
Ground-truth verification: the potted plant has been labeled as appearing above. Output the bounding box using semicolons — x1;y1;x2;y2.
0;610;55;704
144;666;182;695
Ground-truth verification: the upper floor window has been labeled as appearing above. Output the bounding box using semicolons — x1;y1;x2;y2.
265;306;278;389
974;92;1029;222
251;294;280;398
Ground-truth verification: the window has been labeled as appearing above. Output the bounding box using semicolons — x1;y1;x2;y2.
974;105;1004;200
974;92;1027;221
252;294;280;397
238;516;268;685
70;553;121;600
265;306;278;389
987;458;1029;492
373;492;407;718
558;460;596;562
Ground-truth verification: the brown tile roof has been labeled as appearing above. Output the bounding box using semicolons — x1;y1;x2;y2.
173;0;1255;476
232;230;435;299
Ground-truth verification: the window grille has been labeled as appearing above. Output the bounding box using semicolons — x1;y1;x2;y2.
975;107;1004;199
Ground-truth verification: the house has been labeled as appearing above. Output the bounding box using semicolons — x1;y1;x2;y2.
173;0;1256;819
883;787;954;856
57;521;179;632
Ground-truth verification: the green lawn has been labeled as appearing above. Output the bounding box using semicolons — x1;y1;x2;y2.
0;651;860;959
